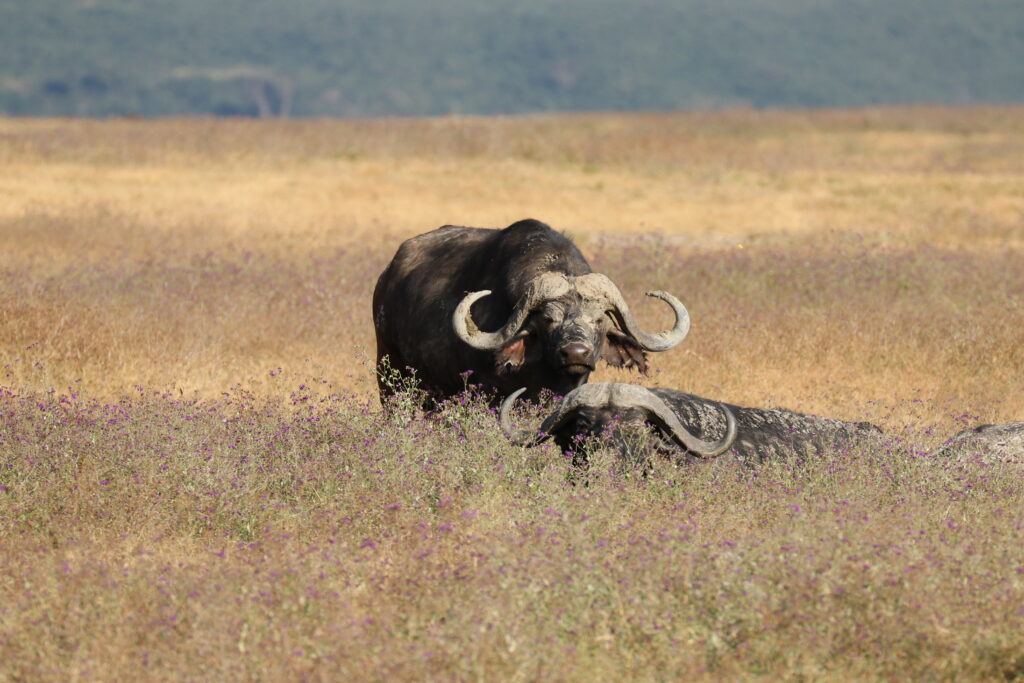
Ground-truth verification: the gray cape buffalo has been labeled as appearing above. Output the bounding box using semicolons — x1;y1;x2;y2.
500;382;884;464
931;422;1024;465
373;219;691;404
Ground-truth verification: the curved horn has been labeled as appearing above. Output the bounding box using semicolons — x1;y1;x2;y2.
453;290;529;350
576;274;690;352
624;387;736;457
453;274;571;350
499;388;545;446
564;384;734;457
499;386;590;448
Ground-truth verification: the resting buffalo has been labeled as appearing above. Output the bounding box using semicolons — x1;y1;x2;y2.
500;382;884;464
931;422;1024;465
372;219;690;404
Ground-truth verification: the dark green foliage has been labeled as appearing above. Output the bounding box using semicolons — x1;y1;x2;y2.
1;0;1023;116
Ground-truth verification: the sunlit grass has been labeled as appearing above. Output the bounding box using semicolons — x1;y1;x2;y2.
1;382;1022;679
2;107;1024;678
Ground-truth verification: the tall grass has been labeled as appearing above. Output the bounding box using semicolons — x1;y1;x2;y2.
1;381;1022;679
2;108;1023;678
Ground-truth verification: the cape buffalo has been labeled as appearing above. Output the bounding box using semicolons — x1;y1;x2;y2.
931;422;1024;465
500;382;884;464
373;219;691;404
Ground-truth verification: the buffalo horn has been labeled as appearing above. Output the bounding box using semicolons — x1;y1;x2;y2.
453;274;570;350
542;383;736;458
576;273;691;352
499;387;582;447
621;386;737;457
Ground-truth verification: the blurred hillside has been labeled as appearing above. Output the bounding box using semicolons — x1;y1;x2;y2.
2;0;1022;117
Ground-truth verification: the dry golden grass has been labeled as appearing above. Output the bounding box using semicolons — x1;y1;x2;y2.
2;107;1022;427
3;107;1024;680
3;108;1024;258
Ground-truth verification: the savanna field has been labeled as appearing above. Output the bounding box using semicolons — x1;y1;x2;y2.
1;108;1024;679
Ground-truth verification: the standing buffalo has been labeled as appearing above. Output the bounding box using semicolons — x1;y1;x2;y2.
500;382;884;464
373;219;691;404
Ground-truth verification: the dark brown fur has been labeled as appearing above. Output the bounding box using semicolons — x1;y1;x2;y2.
373;219;645;405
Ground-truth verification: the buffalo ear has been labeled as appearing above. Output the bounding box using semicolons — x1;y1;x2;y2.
495;333;540;375
602;330;649;373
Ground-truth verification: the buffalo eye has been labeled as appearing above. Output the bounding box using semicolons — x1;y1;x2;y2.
540;305;564;326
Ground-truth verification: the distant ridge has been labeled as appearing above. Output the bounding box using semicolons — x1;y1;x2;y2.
2;0;1022;117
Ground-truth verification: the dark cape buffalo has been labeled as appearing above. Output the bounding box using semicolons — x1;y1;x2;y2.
373;219;691;404
500;382;884;464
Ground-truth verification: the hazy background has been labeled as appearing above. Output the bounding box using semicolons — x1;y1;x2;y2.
3;0;1023;118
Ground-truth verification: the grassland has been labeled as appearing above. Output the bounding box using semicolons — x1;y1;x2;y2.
1;107;1024;679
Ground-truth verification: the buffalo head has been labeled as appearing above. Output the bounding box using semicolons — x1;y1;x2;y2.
453;272;690;393
500;383;736;461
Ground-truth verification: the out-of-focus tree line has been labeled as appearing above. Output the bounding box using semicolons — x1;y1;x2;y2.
2;0;1021;117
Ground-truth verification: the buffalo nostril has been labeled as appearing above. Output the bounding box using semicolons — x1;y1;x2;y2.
560;342;593;366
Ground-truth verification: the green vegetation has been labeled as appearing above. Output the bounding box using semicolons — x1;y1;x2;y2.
2;0;1022;117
